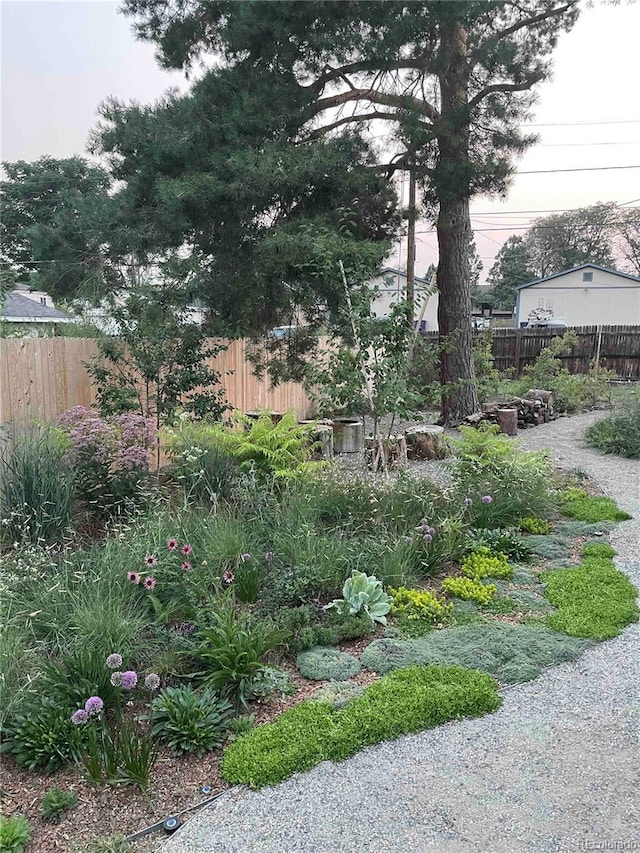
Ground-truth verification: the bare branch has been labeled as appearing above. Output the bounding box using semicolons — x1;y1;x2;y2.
311;87;440;123
468;75;544;109
300;111;400;142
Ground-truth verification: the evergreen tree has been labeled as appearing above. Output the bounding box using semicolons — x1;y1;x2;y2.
486;235;535;310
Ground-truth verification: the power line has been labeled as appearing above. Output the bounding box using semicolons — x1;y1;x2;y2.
518;164;640;175
521;118;640;127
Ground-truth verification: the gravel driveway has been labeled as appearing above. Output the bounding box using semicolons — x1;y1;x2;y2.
158;412;640;853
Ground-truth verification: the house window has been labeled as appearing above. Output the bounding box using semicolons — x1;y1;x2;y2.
582;272;593;282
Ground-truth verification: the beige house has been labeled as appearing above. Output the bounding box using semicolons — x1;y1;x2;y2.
369;267;439;329
515;264;640;328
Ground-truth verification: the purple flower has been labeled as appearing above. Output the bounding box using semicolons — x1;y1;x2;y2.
167;537;179;552
181;561;192;571
143;576;157;590
71;709;89;725
264;551;274;565
481;495;493;504
120;671;138;690
127;571;141;585
423;533;433;544
106;653;122;669
223;570;235;584
110;671;123;686
144;673;161;691
144;553;158;568
84;696;104;716
180;543;193;557
401;536;413;545
241;553;251;562
464;497;473;507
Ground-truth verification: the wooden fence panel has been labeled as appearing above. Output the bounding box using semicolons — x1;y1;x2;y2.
0;337;314;425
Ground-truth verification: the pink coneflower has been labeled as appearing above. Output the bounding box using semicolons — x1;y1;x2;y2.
223;570;235;584
180;543;193;557
181;561;192;571
167;537;179;551
144;553;158;567
143;575;157;590
127;571;141;585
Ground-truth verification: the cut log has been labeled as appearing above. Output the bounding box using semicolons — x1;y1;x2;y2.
404;424;448;460
364;435;408;471
526;389;554;407
495;407;518;436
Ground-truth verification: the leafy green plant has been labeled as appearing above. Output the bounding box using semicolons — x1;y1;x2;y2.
227;714;256;740
192;602;285;709
38;648;122;711
542;558;638;640
221;665;501;789
79;714;158;791
559;488;632;523
525;533;573;561
150;686;233;755
0;424;74;544
442;576;496;605
296;646;361;681
248;667;296;700
164;419;241;503
461;548;513;580
325;570;392;626
4;698;87;773
84;835;132;853
451;424;556;526
413;517;468;576
466;528;533;562
389;587;452;625
360;623;590;683
581;541;617;559
585;399;640;459
519;516;552;535
0;815;31;852
40;788;78;823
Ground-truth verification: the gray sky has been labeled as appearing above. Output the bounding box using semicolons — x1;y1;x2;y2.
2;0;640;278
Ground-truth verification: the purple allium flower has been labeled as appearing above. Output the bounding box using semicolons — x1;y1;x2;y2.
423;533;433;544
143;576;157;590
181;561;192;571
464;497;473;507
106;653;122;669
84;696;104;716
481;495;493;504
110;671;123;686
120;671;138;690
143;553;158;567
401;536;413;545
144;673;161;691
127;571;140;584
167;537;179;552
241;553;251;562
264;551;274;565
223;570;235;584
71;709;89;725
180;543;193;557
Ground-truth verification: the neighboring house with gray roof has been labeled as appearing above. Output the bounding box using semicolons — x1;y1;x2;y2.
1;290;73;336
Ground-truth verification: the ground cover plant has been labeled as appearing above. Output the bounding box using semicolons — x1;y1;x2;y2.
585;398;640;459
1;408;637;851
559;488;632;523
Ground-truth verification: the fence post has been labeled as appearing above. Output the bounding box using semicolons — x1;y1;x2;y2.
514;329;522;377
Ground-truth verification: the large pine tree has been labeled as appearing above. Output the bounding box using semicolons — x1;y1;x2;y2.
121;0;580;423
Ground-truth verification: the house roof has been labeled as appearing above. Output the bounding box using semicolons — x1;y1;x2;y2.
378;266;431;285
515;263;640;291
1;291;72;322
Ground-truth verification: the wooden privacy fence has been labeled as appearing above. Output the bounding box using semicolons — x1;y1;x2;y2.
0;337;314;424
423;325;640;378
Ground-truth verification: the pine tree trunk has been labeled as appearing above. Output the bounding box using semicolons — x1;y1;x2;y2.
436;21;480;426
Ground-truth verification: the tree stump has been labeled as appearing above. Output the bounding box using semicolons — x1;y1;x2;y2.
495;407;518;436
404;424;448;460
364;435;408;471
299;420;334;459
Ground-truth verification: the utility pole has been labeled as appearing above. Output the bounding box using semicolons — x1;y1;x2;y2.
405;157;416;324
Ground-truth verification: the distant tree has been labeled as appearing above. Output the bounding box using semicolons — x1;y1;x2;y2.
524;202;618;279
120;0;581;424
0;157;118;301
616;207;640;277
468;238;484;309
486;235;535;310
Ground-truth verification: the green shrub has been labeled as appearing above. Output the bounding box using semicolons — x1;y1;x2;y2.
461;548;512;580
325;570;391;626
442;576;496;605
191;602;285;709
312;680;364;709
150;686;233;755
248;667;296;700
0;619;38;728
519;517;552;535
164;420;241;502
0;425;74;544
389;587;452;625
4;698;87;773
559;488;631;523
466;528;534;562
296;647;361;681
0;814;31;852
38;648;122;711
221;665;501;788
451;424;556;526
360;622;590;683
581;541;617;559
40;788;78;823
585;400;640;459
542;559;638;640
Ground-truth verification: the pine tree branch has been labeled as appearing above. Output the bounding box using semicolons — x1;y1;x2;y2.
478;1;578;46
310;87;440;123
468;75;544;109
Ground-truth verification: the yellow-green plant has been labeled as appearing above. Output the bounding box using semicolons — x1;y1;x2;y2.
389;587;453;624
520;516;552;535
461;547;512;580
442;576;496;605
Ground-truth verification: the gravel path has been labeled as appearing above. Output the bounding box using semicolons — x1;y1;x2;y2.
158;412;640;853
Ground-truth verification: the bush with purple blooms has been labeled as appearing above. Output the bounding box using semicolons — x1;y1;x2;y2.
56;406;157;518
